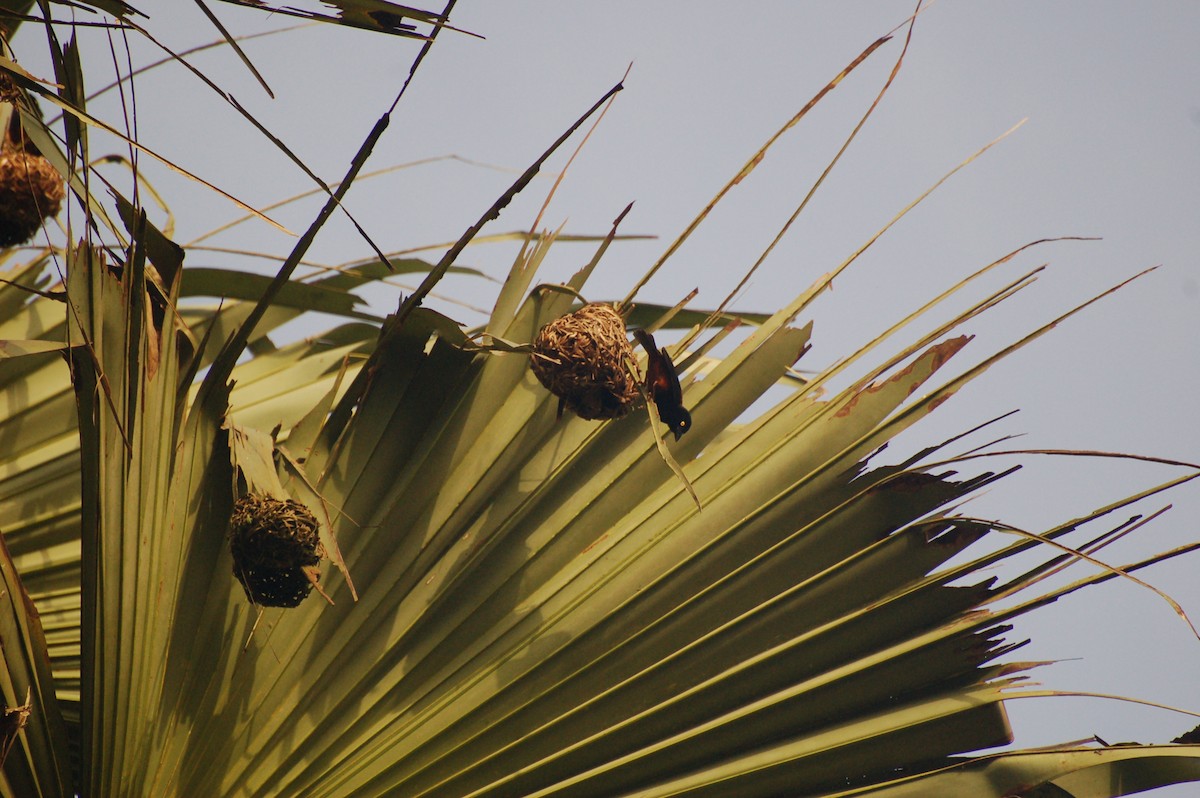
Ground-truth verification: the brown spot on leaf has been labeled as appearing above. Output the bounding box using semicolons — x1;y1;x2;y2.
926;390;955;413
834;336;970;418
581;533;609;555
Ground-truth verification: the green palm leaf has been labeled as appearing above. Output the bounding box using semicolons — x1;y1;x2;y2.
0;531;72;798
0;5;1195;797
845;747;1200;797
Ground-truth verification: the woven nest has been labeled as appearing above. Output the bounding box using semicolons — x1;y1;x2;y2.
0;149;63;247
529;302;641;420
229;494;325;608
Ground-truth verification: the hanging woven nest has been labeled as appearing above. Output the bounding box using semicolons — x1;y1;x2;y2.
229;494;325;608
529;302;641;420
0;146;63;247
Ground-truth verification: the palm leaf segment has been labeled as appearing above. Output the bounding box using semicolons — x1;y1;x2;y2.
43;221;1200;796
0;4;1196;797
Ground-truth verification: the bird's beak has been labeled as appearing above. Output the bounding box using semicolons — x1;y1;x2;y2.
672;429;684;442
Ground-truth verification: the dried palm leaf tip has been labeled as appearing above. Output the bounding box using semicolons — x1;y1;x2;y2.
229;494;325;608
0;148;63;247
529;302;641;420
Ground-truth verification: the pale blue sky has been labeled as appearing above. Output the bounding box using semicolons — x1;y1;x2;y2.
27;2;1200;793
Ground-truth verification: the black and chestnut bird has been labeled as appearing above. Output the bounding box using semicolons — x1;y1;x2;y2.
633;328;692;441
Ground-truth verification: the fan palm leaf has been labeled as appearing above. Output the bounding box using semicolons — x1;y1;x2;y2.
0;4;1195;797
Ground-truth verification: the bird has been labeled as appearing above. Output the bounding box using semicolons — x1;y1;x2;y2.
633;328;692;440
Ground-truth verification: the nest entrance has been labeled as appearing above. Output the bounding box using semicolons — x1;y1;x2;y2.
529;303;641;420
229;494;325;608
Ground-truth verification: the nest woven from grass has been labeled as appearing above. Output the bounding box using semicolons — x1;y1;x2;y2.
529;302;642;420
0;148;63;247
229;494;325;608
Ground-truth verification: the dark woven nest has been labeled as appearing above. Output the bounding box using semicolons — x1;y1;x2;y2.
229;494;325;608
0;148;63;247
529;302;641;420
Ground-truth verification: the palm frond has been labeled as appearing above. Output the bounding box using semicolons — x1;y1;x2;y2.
0;5;1195;797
